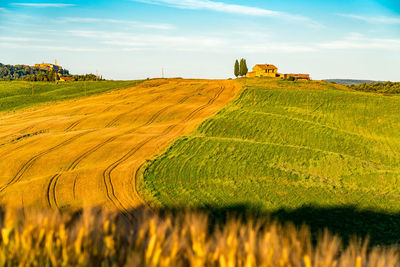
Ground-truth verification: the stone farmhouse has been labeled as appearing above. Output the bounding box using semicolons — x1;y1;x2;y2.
246;64;310;80
246;64;280;78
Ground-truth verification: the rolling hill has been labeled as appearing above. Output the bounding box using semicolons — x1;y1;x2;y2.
138;78;400;243
0;79;239;209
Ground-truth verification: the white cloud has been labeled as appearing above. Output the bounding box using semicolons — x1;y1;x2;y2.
11;3;75;8
60;17;174;30
137;0;280;16
68;30;225;51
337;13;400;24
0;42;106;52
240;43;315;53
0;36;50;42
0;7;7;11
320;34;400;51
66;29;317;53
134;0;322;27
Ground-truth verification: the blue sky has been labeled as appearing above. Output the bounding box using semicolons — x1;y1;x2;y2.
0;0;399;80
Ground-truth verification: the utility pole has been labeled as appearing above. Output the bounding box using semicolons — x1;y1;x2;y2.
162;67;164;78
96;70;99;81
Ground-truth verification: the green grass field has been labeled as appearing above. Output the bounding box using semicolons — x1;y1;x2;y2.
139;78;400;244
0;80;141;112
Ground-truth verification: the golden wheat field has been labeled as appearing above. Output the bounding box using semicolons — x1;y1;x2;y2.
0;79;239;210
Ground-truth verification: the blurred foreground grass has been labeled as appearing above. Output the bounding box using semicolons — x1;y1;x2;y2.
0;207;399;266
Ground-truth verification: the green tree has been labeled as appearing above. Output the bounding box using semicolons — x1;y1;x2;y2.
239;58;248;77
243;59;248;76
234;59;239;78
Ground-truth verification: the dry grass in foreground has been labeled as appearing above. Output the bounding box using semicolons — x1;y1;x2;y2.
0;207;398;266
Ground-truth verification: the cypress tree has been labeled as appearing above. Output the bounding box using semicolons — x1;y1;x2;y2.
243;59;248;76
239;58;248;77
234;59;239;78
239;59;244;76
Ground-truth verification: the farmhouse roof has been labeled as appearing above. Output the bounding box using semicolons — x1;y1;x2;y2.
255;64;277;70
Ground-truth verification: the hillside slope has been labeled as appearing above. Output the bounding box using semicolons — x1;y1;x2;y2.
0;80;141;112
140;78;400;211
0;79;239;209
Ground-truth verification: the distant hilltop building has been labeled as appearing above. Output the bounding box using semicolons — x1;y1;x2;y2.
34;59;62;71
33;59;75;82
246;64;310;80
59;76;74;82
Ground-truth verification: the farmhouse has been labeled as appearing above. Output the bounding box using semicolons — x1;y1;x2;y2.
246;63;310;80
246;64;281;78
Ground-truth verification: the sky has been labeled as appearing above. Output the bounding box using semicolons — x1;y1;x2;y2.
0;0;399;80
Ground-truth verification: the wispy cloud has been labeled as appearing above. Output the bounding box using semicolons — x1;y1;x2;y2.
0;36;51;42
60;17;174;30
0;42;105;52
240;43;314;53
67;29;317;53
68;30;225;51
11;3;75;8
136;0;280;16
134;0;322;27
319;34;400;51
0;7;7;12
337;14;400;24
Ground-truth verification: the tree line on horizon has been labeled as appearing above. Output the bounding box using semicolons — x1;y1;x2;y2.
348;81;400;94
0;63;103;82
234;58;248;78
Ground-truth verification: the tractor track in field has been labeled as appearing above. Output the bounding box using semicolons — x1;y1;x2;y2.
0;130;95;193
64;104;117;132
72;174;78;200
105;96;163;128
0;125;35;140
65;119;86;132
65;84;182;131
131;85;226;208
101;85;226;213
66;86;207;175
0;117;55;143
183;85;225;122
46;173;61;208
48;89;204;210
